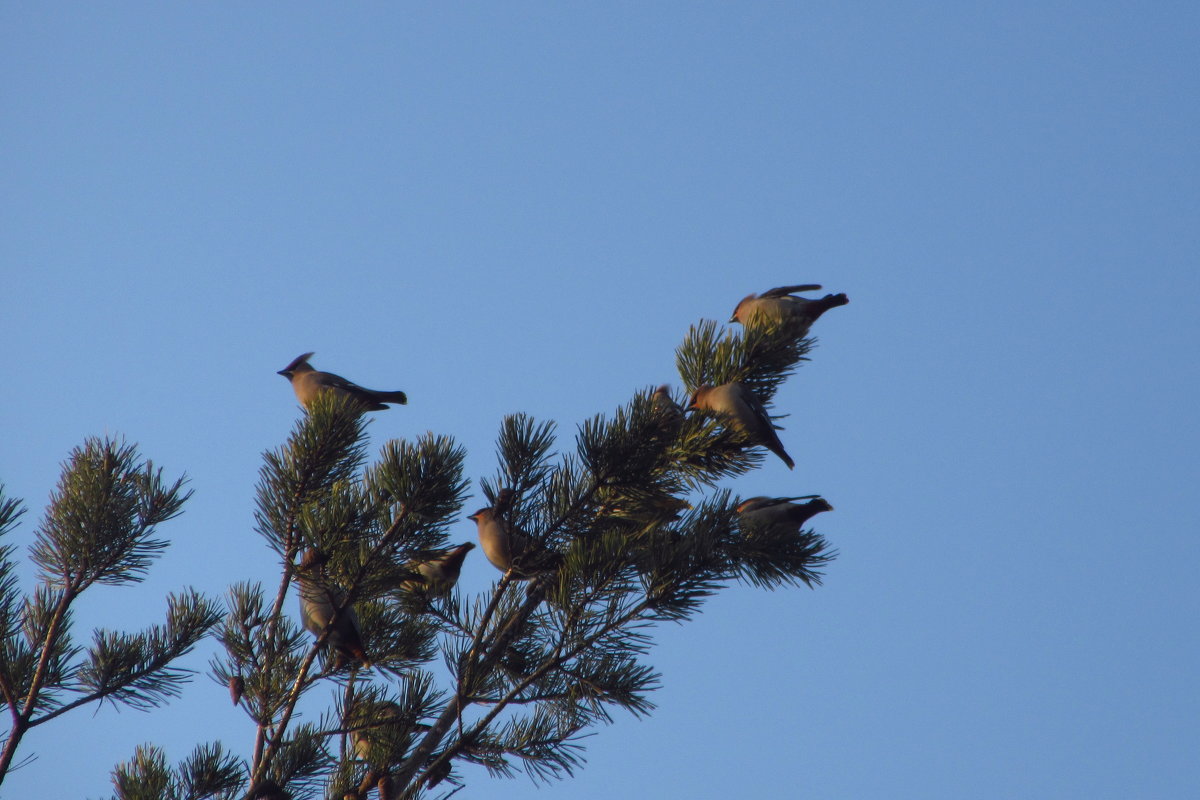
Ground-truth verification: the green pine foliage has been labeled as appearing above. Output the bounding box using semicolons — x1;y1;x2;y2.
0;441;220;786
0;301;842;799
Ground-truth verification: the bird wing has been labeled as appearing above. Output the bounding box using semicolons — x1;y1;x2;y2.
755;497;800;510
760;284;821;298
735;384;777;431
316;371;382;395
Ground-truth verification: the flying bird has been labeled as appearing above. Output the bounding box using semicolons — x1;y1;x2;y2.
293;549;371;668
277;352;408;412
729;284;849;337
399;543;475;596
690;382;795;469
736;495;833;529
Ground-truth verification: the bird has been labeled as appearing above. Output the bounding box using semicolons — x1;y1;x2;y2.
729;284;849;337
689;382;795;469
399;543;475;596
351;701;404;764
736;495;833;529
293;549;371;668
469;507;558;579
652;384;682;417
596;489;691;524
650;385;686;439
277;352;408;412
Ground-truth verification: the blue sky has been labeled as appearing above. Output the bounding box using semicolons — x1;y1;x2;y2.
2;2;1197;798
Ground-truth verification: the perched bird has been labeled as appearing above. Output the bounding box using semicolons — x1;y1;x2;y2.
399;543;475;596
469;507;558;579
294;549;371;668
736;495;833;529
596;489;691;524
652;384;682;418
277;352;408;412
351;701;404;764
348;701;430;800
690;382;795;469
729;284;849;337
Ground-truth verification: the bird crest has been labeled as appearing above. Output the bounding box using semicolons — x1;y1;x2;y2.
278;352;316;375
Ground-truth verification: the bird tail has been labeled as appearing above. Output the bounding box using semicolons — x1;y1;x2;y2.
817;293;849;311
345;643;372;669
370;390;408;405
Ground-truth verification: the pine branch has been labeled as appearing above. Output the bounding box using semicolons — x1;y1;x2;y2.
247;402;469;789
46;589;220;721
30;438;190;590
0;442;205;790
111;744;172;800
176;742;245;800
418;595;654;789
206;291;845;799
248;395;368;781
0;490;26;718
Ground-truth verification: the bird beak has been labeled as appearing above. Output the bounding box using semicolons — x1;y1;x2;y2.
277;369;291;377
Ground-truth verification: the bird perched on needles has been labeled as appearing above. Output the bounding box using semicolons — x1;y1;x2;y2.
351;700;404;765
736;495;833;529
277;352;408;412
729;284;849;337
469;505;559;579
652;385;683;418
690;382;795;469
399;543;475;596
293;548;371;668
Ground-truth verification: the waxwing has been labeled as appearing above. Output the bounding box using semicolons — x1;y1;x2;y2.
736;495;833;529
729;284;848;337
277;353;407;412
399;543;474;596
351;701;404;764
469;507;558;579
690;382;795;469
652;385;683;418
294;549;371;668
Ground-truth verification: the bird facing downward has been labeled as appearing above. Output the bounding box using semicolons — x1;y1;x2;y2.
690;382;795;469
277;352;408;412
293;548;371;668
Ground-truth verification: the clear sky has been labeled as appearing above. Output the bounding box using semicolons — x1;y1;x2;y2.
3;2;1197;798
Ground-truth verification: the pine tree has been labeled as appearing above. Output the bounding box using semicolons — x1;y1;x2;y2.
1;290;845;799
0;440;223;790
